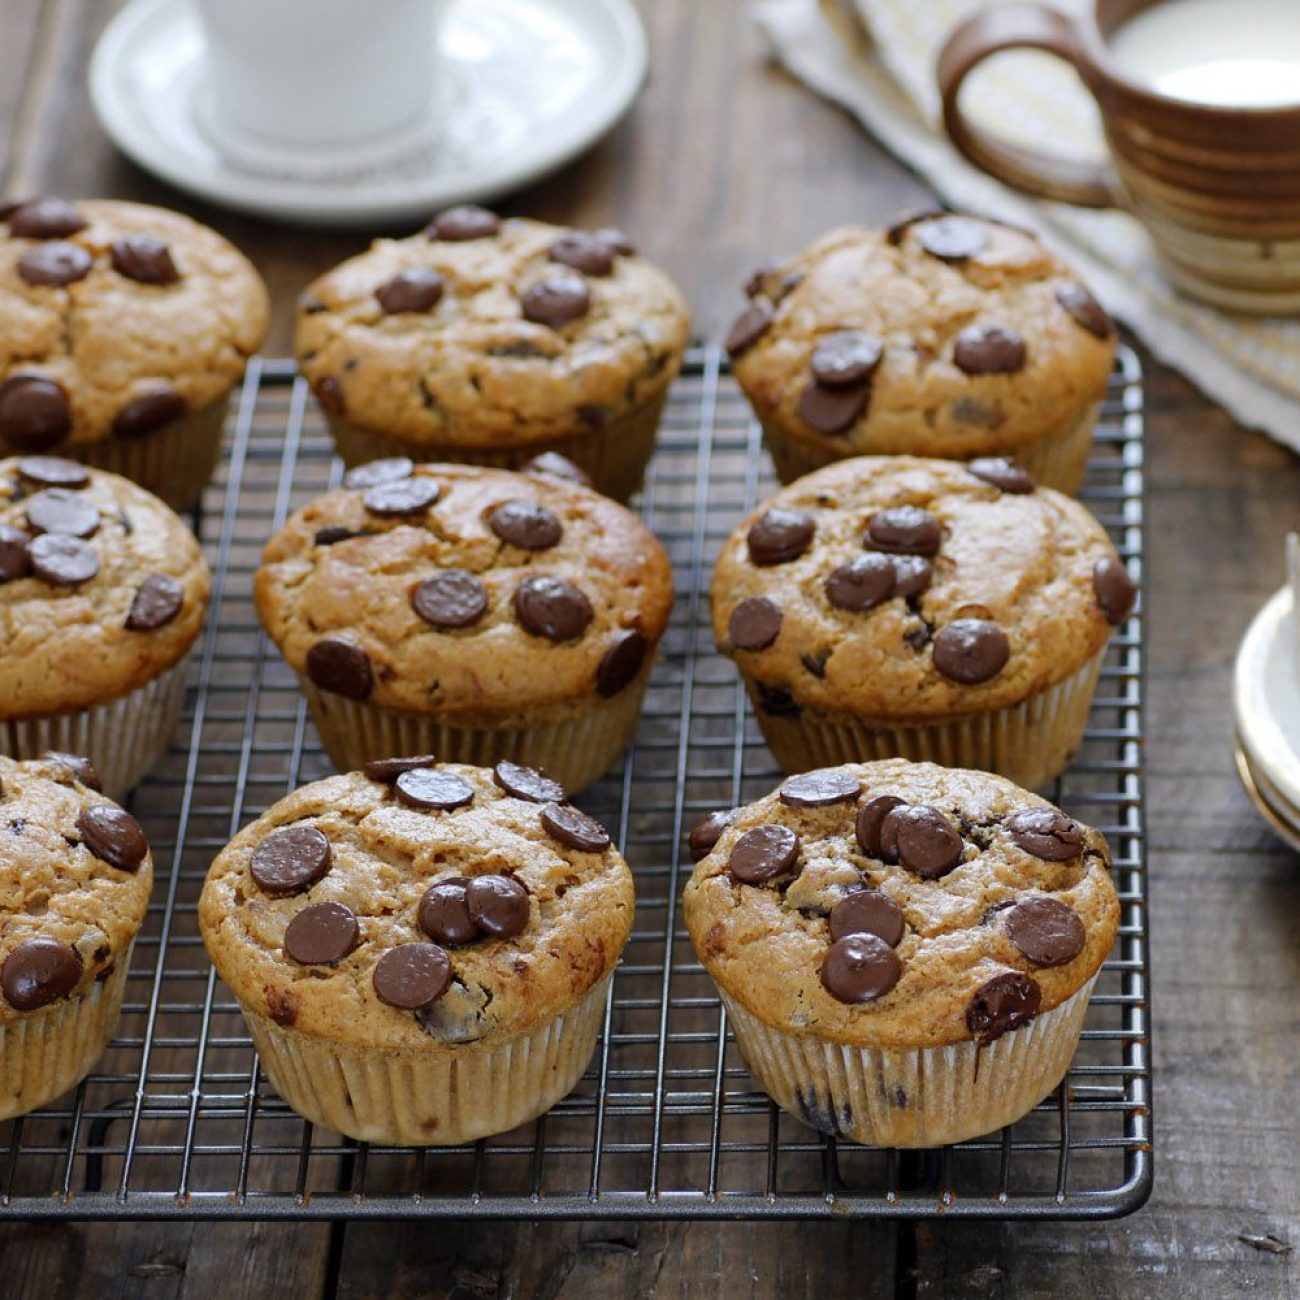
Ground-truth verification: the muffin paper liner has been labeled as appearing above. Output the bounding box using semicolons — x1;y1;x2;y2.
760;400;1102;497
243;972;612;1146
0;955;132;1122
718;974;1097;1148
744;651;1104;792
0;652;192;800
298;663;652;794
323;390;668;503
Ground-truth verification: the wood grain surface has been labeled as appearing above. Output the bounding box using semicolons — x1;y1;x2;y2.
0;1;1297;1296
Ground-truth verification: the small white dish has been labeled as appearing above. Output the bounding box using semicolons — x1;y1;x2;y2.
1234;738;1300;853
89;0;647;228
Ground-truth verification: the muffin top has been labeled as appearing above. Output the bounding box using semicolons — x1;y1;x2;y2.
683;759;1118;1049
199;762;635;1049
294;209;691;447
728;213;1115;460
710;456;1135;720
0;198;269;451
0;753;153;1024
255;461;674;722
0;457;210;719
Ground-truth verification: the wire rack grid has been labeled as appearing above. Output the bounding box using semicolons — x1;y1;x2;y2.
0;345;1151;1220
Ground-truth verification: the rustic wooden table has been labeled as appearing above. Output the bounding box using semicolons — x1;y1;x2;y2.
2;1;1298;1295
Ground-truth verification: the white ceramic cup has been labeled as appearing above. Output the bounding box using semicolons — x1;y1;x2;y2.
193;0;444;149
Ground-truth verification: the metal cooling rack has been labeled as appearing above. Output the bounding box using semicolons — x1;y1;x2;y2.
0;346;1151;1220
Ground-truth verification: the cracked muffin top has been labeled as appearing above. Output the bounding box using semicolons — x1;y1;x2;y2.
0;198;268;451
0;456;209;719
0;753;152;1023
294;210;691;447
710;455;1135;719
199;762;635;1049
683;759;1118;1049
727;213;1115;461
254;460;674;721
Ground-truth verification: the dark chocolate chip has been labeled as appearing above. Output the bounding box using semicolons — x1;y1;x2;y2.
729;824;799;884
419;878;478;945
306;638;374;699
428;205;501;241
1055;282;1113;339
865;506;942;556
688;808;735;862
465;874;530;939
1093;555;1137;625
18;241;92;287
26;488;99;537
76;804;148;871
548;232;615;276
109;235;180;284
932;618;1010;684
820;933;901;1004
112;387;186;440
779;769;861;808
965;971;1041;1043
953;325;1027;375
728;596;781;651
362;476;441;515
513;575;593;641
594;227;636;255
1004;807;1085;861
829;889;905;947
522;451;592;487
798;380;869;434
1005;896;1086;967
344;458;414;489
126;573;184;630
284;902;359;965
0;376;70;450
596;628;648;697
394;767;475;811
375;266;445;314
747;508;814;566
17;455;88;488
855;794;907;857
891;555;934;598
411;570;487;630
493;761;566;804
810;330;883;387
725;298;774;357
314;525;367;546
881;805;963;879
743;260;780;298
0;524;31;582
825;552;894;611
540;802;611;852
250;825;332;894
372;942;452;1009
968;456;1035;494
916;215;989;262
801;648;830;678
1;938;82;1011
314;376;346;415
7;199;87;239
43;750;102;790
488;500;562;550
520;272;590;328
362;754;439;783
756;683;800;717
29;534;98;585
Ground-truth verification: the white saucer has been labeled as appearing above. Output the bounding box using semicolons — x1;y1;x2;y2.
88;0;647;228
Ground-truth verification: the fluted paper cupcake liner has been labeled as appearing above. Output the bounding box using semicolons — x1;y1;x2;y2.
0;955;132;1122
243;972;612;1146
1;652;191;800
745;651;1104;792
761;400;1101;497
323;390;668;503
719;974;1096;1148
299;663;652;793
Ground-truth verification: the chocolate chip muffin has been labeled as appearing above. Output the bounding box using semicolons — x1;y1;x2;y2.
254;461;674;791
0;197;269;510
0;753;152;1119
294;208;690;500
0;457;210;795
199;761;633;1144
728;212;1116;493
683;759;1118;1147
711;456;1136;790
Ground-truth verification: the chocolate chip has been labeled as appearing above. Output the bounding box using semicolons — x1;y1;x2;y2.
801;649;830;677
968;456;1035;494
725;298;774;357
29;534;98;585
419;878;477;945
306;638;374;699
18;241;92;287
0;376;70;450
932;618;1010;684
855;794;907;857
779;769;861;808
688;808;735;862
1005;896;1086;966
126;573;184;630
728;596;781;651
825;552;894;611
344;458;414;489
884;206;947;244
394;767;475;811
594;227;636;255
410;569;488;630
748;508;814;566
8;199;87;239
756;683;799;717
1004;807;1085;861
829;889;905;946
314;376;346;415
465;874;530;938
953;325;1027;375
865;506;941;556
362;476;441;515
820;933;901;1004
916;215;989;262
284;902;359;965
810;331;883;387
521;272;590;329
112;387;186;440
522;451;592;487
1093;555;1137;625
314;525;367;546
881;805;963;879
798;380;869;434
540;802;611;852
743;260;780;298
373;943;452;1009
892;555;934;599
549;232;615;276
428;205;500;241
110;235;180;285
729;824;799;884
0;524;31;582
250;825;331;894
493;761;566;804
596;629;648;696
362;754;439;783
26;488;98;538
42;751;102;790
513;575;593;641
1056;282;1113;339
488;500;562;550
77;804;148;871
375;266;445;314
1;938;82;1011
17;456;88;488
965;971;1041;1043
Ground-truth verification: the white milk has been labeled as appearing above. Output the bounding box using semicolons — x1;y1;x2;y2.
1108;0;1300;107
